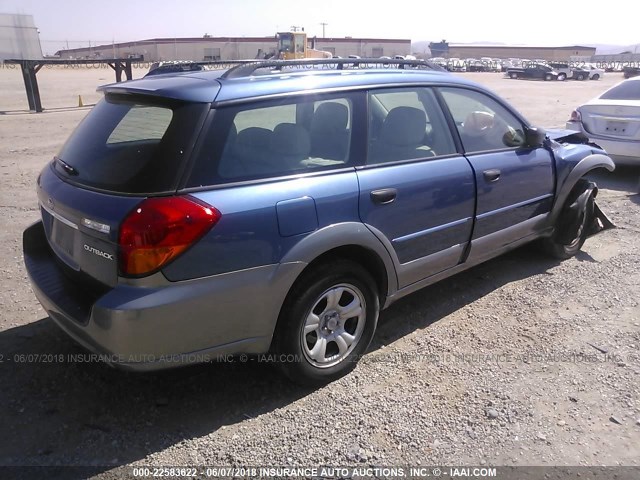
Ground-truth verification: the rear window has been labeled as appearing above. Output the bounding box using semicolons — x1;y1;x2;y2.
55;95;207;194
600;81;640;100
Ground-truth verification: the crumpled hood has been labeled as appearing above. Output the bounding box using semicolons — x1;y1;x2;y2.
545;128;590;142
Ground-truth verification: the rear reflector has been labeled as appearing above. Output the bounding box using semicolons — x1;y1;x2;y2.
118;196;220;277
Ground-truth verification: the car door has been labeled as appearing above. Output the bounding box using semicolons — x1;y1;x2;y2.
438;87;554;263
525;65;541;79
357;87;476;289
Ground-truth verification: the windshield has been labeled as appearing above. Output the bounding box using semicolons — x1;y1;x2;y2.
278;34;293;53
600;81;640;100
55;95;206;194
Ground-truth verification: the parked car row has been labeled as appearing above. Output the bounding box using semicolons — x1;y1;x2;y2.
505;62;604;81
428;57;606;80
430;57;503;73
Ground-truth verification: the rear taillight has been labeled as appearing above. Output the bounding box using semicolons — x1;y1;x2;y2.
118;196;220;277
569;110;582;122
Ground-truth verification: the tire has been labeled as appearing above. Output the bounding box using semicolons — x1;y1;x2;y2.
510;72;518;79
545;74;553;81
542;181;595;259
592;74;600;80
576;73;585;81
557;73;567;81
273;259;379;385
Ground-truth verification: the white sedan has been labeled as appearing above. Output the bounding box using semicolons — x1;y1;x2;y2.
586;63;605;80
566;76;640;165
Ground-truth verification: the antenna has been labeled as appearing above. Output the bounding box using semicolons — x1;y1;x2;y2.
320;22;328;38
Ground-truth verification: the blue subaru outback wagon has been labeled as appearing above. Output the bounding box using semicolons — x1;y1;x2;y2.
23;59;614;384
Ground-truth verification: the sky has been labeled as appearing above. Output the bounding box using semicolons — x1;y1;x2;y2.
2;0;639;56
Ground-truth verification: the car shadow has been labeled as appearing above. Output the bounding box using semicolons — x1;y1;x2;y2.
0;244;561;477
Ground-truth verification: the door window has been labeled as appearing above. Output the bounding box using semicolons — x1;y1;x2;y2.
366;88;456;164
186;94;355;186
439;88;526;153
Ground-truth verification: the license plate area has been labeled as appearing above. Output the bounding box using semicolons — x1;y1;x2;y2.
605;120;629;135
51;219;78;268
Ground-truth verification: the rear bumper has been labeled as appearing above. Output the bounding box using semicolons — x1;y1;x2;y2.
23;221;305;371
565;122;640;165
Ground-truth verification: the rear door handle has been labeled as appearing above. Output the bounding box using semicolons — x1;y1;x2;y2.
370;188;397;205
483;169;501;182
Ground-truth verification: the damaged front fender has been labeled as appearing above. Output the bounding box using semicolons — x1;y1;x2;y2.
549;152;615;227
553;180;614;245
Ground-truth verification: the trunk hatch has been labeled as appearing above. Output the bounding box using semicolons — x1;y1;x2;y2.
39;94;208;285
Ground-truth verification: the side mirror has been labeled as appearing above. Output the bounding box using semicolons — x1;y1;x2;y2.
525;127;546;147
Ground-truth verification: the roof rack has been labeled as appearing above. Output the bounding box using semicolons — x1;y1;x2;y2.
218;58;445;79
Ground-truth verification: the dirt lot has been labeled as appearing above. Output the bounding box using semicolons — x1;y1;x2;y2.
0;68;639;477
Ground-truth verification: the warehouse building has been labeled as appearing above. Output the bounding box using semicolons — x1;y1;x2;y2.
444;44;596;61
0;13;43;61
55;36;411;61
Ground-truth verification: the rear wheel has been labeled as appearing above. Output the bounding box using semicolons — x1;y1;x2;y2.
545;73;553;81
576;73;585;81
591;74;600;80
510;72;518;79
273;260;379;385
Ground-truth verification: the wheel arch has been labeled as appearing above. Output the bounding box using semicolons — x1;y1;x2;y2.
279;221;397;299
549;153;615;225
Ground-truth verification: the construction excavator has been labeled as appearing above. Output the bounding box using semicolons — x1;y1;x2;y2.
276;31;333;59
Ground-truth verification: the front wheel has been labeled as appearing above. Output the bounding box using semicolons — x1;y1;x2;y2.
542;182;595;259
591;74;600;80
557;73;567;81
545;73;553;81
576;73;585;81
273;260;379;385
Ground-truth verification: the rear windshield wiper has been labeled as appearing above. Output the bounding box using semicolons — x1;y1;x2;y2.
55;157;79;176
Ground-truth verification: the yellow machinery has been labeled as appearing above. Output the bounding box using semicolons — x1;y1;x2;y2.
276;32;333;60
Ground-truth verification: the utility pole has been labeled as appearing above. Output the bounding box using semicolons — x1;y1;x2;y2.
320;22;328;38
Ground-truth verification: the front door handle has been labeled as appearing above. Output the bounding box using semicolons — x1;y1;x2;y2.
370;188;397;205
483;169;501;182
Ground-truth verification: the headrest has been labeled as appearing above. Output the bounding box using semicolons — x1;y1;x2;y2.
312;102;349;131
271;123;311;157
235;127;272;147
381;107;427;146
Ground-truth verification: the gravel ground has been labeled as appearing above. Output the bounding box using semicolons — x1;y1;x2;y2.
0;69;639;478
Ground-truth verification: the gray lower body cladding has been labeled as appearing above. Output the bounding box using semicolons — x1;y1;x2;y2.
23;221;305;371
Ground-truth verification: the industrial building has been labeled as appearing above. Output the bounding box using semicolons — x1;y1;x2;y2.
54;36;411;61
0;13;43;61
442;44;596;61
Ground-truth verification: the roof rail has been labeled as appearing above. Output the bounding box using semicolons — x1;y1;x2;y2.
219;58;445;79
